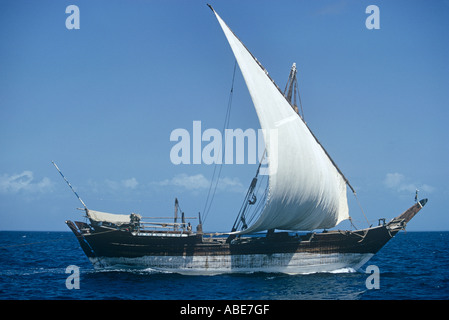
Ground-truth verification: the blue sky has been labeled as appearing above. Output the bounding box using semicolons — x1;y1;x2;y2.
0;0;448;231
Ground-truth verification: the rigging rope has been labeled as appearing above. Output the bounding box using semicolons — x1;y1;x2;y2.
202;61;237;224
353;192;371;227
246;177;268;226
240;151;268;227
231;151;267;232
295;77;305;120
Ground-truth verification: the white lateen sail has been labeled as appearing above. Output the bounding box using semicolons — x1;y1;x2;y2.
211;8;350;232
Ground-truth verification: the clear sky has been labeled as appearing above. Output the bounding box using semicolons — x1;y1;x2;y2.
1;0;448;231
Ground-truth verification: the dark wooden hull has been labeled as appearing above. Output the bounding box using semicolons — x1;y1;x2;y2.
66;199;427;274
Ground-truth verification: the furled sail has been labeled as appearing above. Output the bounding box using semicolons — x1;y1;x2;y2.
210;7;350;232
88;210;141;226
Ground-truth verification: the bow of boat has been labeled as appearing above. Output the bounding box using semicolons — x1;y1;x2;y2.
386;198;428;232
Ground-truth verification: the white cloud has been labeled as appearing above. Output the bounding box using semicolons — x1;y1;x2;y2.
156;173;244;193
90;177;139;193
0;171;53;194
384;172;435;194
218;177;245;191
122;177;138;189
104;179;119;191
159;174;210;190
384;173;407;189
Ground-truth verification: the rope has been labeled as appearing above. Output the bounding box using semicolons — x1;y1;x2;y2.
231;151;267;232
353;192;371;227
295;78;305;120
243;152;268;226
246;180;268;226
202;61;237;224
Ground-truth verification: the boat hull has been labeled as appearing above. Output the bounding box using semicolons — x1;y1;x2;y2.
66;222;394;275
66;200;427;275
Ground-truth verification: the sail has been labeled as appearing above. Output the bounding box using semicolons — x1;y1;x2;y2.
211;8;350;232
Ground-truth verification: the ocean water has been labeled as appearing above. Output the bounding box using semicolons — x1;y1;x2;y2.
0;231;448;300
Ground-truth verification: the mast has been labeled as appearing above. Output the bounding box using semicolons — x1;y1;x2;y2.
174;198;179;231
281;63;355;193
284;63;298;114
283;63;304;119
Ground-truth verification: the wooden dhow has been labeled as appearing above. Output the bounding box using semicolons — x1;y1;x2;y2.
60;5;428;275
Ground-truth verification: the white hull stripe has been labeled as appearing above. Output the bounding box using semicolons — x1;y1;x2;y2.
90;252;374;275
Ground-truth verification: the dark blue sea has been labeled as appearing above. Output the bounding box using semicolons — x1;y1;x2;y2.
1;231;448;302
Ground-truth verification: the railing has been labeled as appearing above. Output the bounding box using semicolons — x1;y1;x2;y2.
138;216;197;232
